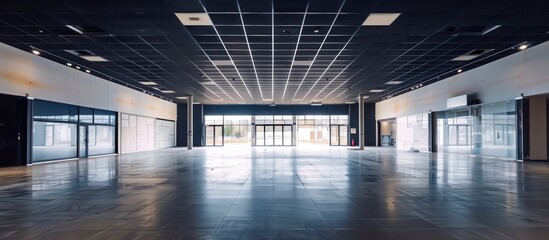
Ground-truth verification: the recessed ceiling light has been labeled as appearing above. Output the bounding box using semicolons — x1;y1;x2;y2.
386;81;403;85
75;66;81;69
370;89;384;93
313;28;320;33
362;13;401;26
176;96;188;99
211;60;233;66
175;13;213;26
161;90;175;93
518;44;529;50
293;60;313;66
457;69;463;73
32;49;40;55
140;81;157;86
85;69;91;73
80;55;109;62
66;63;72;66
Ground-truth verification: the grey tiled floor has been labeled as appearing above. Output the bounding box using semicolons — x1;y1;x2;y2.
1;147;549;239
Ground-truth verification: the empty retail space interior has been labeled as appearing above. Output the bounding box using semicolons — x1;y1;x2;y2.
1;0;549;239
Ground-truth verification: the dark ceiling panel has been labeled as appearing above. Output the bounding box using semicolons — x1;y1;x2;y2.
0;0;548;104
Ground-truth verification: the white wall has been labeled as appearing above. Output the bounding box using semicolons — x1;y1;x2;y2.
376;40;549;120
0;42;176;120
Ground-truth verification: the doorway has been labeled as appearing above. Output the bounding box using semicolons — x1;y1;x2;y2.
205;125;224;146
378;119;396;147
255;124;293;146
78;125;88;158
330;125;348;146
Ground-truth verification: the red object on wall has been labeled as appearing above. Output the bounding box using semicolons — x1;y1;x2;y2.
351;139;355;146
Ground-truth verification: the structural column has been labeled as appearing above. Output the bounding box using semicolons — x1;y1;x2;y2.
187;96;193;150
358;94;365;150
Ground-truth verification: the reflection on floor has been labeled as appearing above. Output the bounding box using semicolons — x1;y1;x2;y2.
1;147;549;239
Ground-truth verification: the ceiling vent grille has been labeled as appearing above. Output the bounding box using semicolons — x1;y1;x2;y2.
452;49;494;61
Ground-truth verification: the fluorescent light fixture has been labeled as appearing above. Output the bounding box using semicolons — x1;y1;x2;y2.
75;66;81;69
85;69;91;73
293;60;313;66
176;96;188;99
370;89;384;93
311;102;322;106
66;63;72;66
192;102;201;104
32;49;40;55
263;98;273;101
362;13;401;26
269;103;276;107
201;81;216;85
362;96;369;99
385;80;403;85
65;25;84;34
80;55;109;62
211;60;233;66
140;81;157;86
292;98;304;101
482;25;501;35
175;13;213;26
345;101;355;104
161;90;175;93
212;98;224;102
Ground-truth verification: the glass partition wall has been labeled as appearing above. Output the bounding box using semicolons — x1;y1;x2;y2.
436;100;516;159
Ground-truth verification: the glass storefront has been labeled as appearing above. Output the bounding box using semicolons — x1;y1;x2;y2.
32;100;117;162
436;100;516;159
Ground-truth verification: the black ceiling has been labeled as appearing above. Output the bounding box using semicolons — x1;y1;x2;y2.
0;0;548;104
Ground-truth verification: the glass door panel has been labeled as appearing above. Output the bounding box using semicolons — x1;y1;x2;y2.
206;126;214;146
339;126;348;145
256;126;264;146
283;125;292;146
265;126;274;145
274;125;283;145
330;126;339;145
214;126;223;146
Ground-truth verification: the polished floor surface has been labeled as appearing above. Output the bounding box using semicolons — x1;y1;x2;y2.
1;147;549;240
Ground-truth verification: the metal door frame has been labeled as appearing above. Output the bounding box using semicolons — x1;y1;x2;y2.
255;124;293;146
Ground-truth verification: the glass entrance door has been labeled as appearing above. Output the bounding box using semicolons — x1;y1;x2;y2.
205;125;224;146
255;124;293;146
78;125;88;158
330;125;348;146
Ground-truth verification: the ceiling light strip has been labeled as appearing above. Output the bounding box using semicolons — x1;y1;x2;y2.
291;0;346;101
237;1;264;100
280;2;310;102
199;0;254;102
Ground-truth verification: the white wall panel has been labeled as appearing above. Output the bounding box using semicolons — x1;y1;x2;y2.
0;42;176;120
